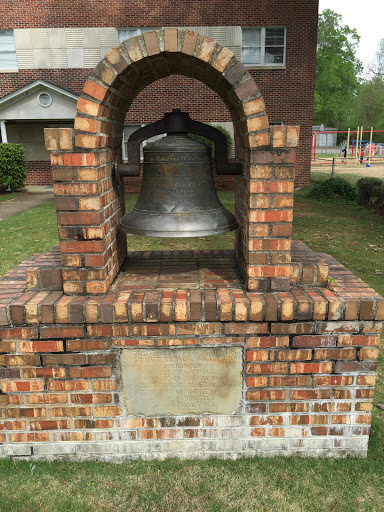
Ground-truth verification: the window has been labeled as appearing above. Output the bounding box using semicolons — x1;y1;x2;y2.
242;27;285;66
0;30;18;71
37;92;53;107
117;28;161;45
122;124;142;161
122;124;166;162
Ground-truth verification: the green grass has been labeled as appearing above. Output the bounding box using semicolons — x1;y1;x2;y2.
0;189;383;512
293;191;384;296
0;452;383;512
310;170;366;186
0;201;59;276
0;192;237;277
0;192;24;203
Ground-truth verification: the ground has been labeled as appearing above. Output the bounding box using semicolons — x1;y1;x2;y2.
311;158;384;179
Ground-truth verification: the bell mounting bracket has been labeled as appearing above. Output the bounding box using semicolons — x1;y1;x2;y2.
116;109;242;183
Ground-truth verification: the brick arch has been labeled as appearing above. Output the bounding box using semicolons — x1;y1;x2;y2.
45;29;299;295
73;29;269;156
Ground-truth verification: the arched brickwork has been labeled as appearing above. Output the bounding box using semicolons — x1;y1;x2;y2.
44;29;299;294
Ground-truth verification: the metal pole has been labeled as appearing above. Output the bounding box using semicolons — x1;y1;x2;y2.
311;133;314;160
368;126;373;166
331;158;335;177
355;127;359;166
346;128;350;161
351;133;355;158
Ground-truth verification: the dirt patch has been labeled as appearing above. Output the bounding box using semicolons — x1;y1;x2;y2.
293;203;318;216
311;159;384;179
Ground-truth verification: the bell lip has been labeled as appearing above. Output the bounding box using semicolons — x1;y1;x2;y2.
118;207;238;237
129;207;232;214
118;221;238;238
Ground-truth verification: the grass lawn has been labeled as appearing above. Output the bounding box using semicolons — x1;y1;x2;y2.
0;191;25;203
310;170;365;186
0;201;58;277
0;189;383;511
0;453;383;512
0;192;237;276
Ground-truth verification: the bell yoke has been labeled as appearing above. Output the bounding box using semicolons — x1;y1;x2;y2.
117;109;241;238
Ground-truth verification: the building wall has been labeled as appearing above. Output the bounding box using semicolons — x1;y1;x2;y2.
0;1;319;187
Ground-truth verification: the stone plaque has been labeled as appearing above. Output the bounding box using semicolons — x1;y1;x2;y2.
120;347;242;416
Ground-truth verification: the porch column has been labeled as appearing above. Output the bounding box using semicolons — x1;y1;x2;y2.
0;121;7;143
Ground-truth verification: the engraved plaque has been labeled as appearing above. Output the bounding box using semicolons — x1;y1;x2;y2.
120;347;242;416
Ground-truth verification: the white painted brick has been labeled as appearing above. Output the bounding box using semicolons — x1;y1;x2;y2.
0;444;32;456
33;444;76;455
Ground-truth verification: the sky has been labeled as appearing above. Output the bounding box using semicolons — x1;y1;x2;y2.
318;0;384;69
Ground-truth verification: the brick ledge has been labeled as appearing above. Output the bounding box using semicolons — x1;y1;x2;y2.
0;242;383;325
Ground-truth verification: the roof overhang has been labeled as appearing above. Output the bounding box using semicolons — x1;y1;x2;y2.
0;80;79;121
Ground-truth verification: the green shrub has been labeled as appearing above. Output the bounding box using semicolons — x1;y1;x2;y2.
0;143;27;190
309;177;357;202
188;124;232;158
356;177;384;210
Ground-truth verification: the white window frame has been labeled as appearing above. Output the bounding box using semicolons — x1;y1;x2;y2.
122;124;142;162
242;27;286;68
117;27;161;45
122;124;166;162
0;30;18;72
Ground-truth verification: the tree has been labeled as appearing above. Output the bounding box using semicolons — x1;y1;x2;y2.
366;37;384;80
314;9;362;128
352;38;384;141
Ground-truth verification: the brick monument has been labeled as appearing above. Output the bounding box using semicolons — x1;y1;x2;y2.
0;31;382;460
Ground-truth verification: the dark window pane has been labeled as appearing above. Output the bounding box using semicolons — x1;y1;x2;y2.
265;47;284;64
265;28;285;46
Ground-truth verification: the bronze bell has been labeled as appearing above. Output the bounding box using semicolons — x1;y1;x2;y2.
117;110;242;238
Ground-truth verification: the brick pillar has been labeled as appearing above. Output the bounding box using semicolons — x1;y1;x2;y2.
235;125;299;291
44;128;126;294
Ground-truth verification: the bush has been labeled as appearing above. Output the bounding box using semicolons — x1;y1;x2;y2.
309;177;357;202
0;143;27;190
188;124;232;158
356;177;384;210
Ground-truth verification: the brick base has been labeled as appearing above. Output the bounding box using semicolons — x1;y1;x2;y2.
0;244;382;460
0;436;370;461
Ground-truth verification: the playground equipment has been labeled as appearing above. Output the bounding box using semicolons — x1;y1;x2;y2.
312;127;384;162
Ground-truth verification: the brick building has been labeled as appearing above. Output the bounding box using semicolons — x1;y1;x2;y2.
0;0;318;188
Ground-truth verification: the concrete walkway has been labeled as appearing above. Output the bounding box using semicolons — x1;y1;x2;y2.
0;186;55;221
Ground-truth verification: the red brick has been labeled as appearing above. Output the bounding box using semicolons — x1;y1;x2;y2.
0;327;38;339
313;348;356;360
246;363;288;374
30;420;71;430
47;380;89;391
67;340;110;351
19;341;63;353
247;336;289;348
290;363;332;374
246;389;286;401
224;323;268;335
69;367;113;379
40;326;84;339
